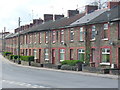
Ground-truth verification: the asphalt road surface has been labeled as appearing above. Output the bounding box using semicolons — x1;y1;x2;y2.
0;54;118;88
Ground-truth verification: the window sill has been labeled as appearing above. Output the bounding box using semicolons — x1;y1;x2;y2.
79;40;84;42
102;38;109;41
90;39;96;42
100;63;110;66
70;41;74;43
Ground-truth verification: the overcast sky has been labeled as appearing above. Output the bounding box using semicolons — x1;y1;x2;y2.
0;0;107;33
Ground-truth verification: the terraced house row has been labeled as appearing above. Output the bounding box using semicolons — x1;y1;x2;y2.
5;1;120;69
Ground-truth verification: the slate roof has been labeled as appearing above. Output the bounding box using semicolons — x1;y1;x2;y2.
70;6;120;26
22;13;85;34
70;9;108;26
89;6;120;24
6;13;85;38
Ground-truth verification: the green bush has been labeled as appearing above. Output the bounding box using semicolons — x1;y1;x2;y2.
13;55;19;60
20;56;34;62
9;55;14;60
61;60;83;66
3;52;12;56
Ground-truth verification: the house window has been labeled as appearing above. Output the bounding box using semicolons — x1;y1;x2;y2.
34;33;37;44
70;28;74;41
78;49;85;61
33;49;37;59
101;48;110;63
30;34;32;44
103;23;108;40
60;30;64;42
118;22;120;39
24;35;26;44
60;49;65;62
91;25;96;40
45;32;49;43
80;27;84;41
39;32;42;43
52;31;56;43
44;49;49;61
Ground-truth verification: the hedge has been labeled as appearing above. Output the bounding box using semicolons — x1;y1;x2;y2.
61;60;84;66
13;55;19;60
3;52;12;56
9;55;14;60
20;56;34;62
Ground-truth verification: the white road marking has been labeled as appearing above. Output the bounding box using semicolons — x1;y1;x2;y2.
2;79;50;88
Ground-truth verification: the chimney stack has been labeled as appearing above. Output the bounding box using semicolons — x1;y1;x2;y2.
54;14;64;20
33;19;43;25
68;10;79;17
107;1;120;9
44;14;53;22
85;5;98;14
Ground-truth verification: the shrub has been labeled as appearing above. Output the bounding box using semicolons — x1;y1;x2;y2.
20;56;34;62
3;52;12;56
61;60;83;66
9;55;14;60
13;55;19;60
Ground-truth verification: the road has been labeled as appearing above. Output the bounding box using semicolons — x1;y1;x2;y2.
0;54;118;88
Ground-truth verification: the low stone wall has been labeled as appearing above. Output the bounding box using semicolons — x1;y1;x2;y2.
109;69;120;75
31;62;42;67
43;63;61;69
61;65;77;71
82;66;110;74
21;61;30;66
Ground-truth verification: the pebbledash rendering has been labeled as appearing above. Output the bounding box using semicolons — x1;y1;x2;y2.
5;1;120;69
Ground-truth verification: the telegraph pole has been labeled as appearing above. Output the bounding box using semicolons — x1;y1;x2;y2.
2;30;3;54
18;17;21;64
3;27;6;52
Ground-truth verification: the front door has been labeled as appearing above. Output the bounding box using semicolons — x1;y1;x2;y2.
38;49;41;63
52;49;55;64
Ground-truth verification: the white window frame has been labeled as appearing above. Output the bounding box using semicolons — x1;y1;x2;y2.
45;32;49;43
34;33;37;44
100;48;110;65
39;32;42;43
60;49;65;62
102;23;109;40
52;31;56;43
33;49;37;59
80;27;84;41
70;28;74;42
44;49;49;61
60;30;64;43
91;25;96;40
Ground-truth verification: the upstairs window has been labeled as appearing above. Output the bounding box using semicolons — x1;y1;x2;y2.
101;48;110;63
118;22;120;39
52;31;56;43
34;33;37;44
103;23;109;40
60;30;64;42
80;27;84;41
45;32;49;43
39;32;42;43
91;25;96;40
29;34;32;44
70;28;74;42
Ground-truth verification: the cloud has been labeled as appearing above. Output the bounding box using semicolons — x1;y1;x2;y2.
0;0;89;33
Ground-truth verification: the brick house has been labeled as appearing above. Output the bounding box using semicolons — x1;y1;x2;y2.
5;1;120;69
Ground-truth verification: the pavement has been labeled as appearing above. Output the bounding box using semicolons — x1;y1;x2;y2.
2;56;118;80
